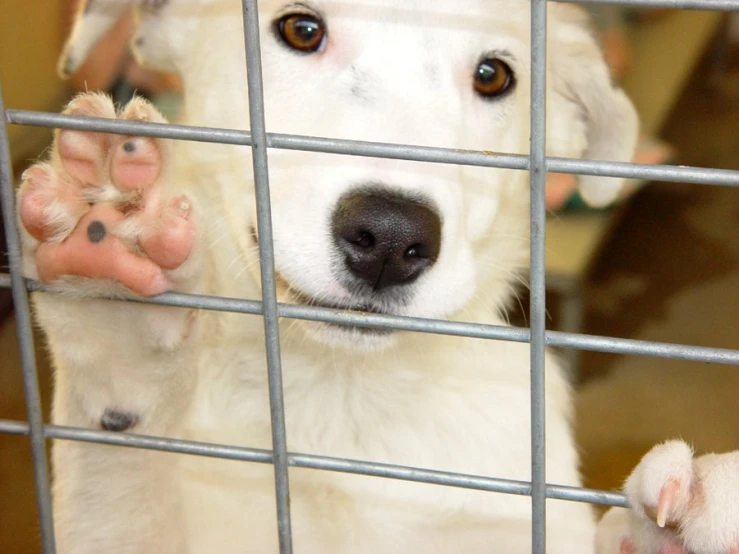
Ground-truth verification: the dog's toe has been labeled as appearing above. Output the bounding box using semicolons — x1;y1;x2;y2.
623;441;739;554
625;441;694;528
679;452;739;554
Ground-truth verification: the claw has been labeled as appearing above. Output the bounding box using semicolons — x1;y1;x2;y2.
657;479;680;528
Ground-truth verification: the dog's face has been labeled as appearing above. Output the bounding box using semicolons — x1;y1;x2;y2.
62;0;638;350
256;0;535;348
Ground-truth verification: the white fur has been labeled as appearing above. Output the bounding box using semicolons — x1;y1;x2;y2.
24;0;665;552
598;441;739;554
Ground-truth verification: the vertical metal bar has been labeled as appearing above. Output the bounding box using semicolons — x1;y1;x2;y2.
0;83;56;553
240;1;294;552
529;0;548;552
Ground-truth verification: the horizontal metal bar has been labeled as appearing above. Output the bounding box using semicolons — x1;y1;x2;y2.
555;0;739;11
3;274;737;365
6;110;739;187
0;419;628;508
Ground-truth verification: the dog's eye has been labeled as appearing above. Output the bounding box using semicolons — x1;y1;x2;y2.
473;58;514;98
276;14;326;53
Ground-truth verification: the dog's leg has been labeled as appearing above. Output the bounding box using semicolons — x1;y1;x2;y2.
596;440;739;554
18;92;201;553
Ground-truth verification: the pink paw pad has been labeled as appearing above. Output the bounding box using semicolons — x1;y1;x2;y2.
56;93;117;185
35;206;172;296
19;164;86;242
620;537;637;554
139;196;194;270
18;93;193;297
110;136;163;191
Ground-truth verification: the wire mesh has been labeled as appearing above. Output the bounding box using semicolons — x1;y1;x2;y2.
1;0;738;553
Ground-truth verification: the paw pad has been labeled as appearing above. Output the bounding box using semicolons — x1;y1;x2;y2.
18;94;194;297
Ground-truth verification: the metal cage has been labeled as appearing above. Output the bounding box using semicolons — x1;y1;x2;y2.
1;0;738;553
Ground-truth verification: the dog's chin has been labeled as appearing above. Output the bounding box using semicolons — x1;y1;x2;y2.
282;286;401;352
298;320;400;352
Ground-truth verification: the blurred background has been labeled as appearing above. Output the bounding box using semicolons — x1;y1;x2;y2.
1;1;738;551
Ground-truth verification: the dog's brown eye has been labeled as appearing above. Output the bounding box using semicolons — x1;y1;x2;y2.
474;58;514;98
277;14;326;53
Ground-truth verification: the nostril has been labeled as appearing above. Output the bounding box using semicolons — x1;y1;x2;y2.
350;230;375;249
404;243;430;259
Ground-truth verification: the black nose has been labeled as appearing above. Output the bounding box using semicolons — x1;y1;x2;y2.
332;191;442;291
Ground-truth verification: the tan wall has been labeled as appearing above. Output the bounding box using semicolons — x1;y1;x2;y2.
0;0;70;166
623;10;723;137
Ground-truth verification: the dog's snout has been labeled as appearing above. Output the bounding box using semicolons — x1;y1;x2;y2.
332;192;441;291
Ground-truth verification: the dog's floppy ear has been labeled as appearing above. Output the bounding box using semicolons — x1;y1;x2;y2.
58;0;200;79
547;6;639;207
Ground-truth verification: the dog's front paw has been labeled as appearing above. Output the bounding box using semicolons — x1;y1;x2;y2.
621;440;739;554
18;93;196;297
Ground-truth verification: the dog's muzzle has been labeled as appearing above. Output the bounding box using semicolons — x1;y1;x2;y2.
269;187;442;337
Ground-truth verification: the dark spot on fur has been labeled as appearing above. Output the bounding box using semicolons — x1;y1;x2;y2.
100;409;138;432
123;141;136;153
349;65;374;104
424;63;439;85
62;57;76;77
350;83;372;102
143;0;169;13
87;220;106;243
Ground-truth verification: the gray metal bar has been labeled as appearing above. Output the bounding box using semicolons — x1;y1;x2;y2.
549;158;739;186
7;110;739;187
0;85;56;552
554;0;739;10
240;0;293;551
2;274;738;365
529;0;548;550
546;331;739;363
0;419;629;509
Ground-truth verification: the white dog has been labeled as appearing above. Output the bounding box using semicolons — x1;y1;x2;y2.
16;0;739;552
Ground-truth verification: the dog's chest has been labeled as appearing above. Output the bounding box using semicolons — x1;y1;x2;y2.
169;322;581;551
182;341;531;468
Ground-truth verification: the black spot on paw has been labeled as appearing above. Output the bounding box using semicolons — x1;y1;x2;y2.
123;141;136;153
100;409;138;432
87;220;106;243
